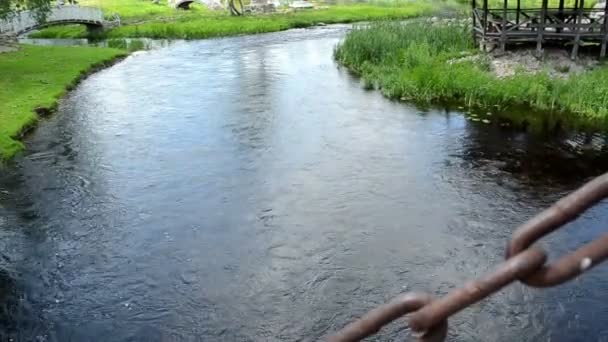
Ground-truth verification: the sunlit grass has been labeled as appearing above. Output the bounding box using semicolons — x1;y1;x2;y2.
76;0;209;21
0;45;125;161
32;0;458;39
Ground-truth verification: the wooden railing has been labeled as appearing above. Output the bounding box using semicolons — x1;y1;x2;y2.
473;6;608;57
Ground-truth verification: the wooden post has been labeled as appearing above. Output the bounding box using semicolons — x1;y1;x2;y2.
536;0;548;57
571;0;584;59
483;0;489;50
483;0;488;36
573;0;579;36
516;0;521;26
601;0;608;58
557;0;565;33
500;0;508;52
472;0;477;43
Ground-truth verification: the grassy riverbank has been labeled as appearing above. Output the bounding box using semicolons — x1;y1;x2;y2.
32;0;454;39
0;45;125;161
335;21;608;123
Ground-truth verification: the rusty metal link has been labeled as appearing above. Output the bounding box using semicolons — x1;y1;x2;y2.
506;173;608;287
408;247;546;333
326;293;447;342
329;172;608;341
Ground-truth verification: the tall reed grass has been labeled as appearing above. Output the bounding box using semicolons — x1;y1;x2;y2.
335;21;608;122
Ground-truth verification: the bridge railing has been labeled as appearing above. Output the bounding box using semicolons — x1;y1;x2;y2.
0;6;104;35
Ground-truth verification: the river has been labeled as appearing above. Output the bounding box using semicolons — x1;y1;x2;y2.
2;25;608;341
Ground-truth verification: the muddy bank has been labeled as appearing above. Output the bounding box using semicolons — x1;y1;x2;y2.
451;48;600;79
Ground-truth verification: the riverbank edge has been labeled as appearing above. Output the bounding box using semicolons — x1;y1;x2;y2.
0;51;128;163
338;60;608;131
30;3;451;40
334;22;608;130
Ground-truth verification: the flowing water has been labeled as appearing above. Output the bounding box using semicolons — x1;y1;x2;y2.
2;25;608;341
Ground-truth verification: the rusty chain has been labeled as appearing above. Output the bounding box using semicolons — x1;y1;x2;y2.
328;173;608;342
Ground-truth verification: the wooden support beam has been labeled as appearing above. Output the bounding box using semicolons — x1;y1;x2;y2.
557;0;565;32
501;0;508;52
601;0;608;58
537;0;548;57
516;0;521;26
472;0;477;43
571;0;584;59
483;0;489;50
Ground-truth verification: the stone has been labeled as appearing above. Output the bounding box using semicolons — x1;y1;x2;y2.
0;34;18;54
247;3;277;13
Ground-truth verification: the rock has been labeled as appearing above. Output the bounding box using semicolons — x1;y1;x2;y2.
180;272;197;284
289;1;314;9
0;34;18;54
488;48;598;79
246;0;277;13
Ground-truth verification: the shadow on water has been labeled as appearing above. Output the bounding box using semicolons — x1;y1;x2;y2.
0;268;21;340
0;267;47;342
18;37;182;52
459;119;608;183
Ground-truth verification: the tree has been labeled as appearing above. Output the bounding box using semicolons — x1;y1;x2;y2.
227;0;244;15
0;0;52;21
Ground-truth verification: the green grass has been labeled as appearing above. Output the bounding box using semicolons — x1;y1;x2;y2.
0;45;126;161
335;21;608;124
76;0;210;20
31;0;456;39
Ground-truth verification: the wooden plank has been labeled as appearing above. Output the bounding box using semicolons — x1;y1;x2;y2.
529;22;603;29
542;31;603;37
506;19;532;31
520;10;533;19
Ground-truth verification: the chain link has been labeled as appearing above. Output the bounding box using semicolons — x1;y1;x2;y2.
328;173;608;341
507;173;608;287
326;293;446;342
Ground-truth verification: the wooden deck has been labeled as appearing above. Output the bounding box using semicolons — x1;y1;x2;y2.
472;0;608;58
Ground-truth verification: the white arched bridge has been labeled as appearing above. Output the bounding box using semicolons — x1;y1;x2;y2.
0;6;109;35
170;0;196;9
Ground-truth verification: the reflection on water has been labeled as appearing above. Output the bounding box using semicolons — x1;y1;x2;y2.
19;37;181;50
2;25;608;341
